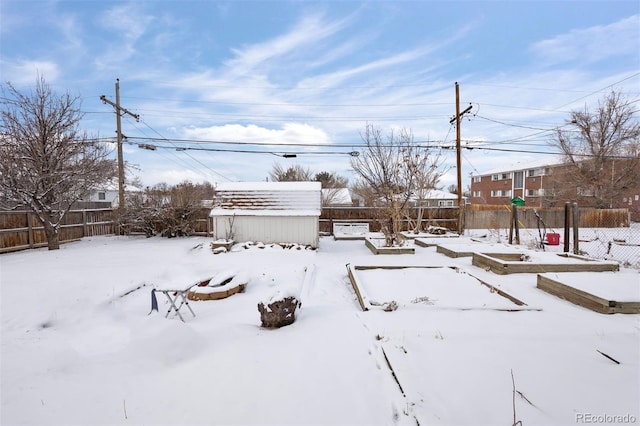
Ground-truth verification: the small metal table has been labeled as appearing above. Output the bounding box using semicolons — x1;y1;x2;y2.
154;285;196;322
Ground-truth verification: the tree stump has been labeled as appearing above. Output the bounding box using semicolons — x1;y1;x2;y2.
258;296;300;328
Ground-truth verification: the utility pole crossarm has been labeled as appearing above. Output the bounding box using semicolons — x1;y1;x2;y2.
99;95;140;121
449;104;473;124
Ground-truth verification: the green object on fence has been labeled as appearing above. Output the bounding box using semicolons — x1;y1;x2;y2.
511;197;525;206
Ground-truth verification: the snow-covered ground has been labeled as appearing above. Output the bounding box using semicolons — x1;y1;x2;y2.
1;235;639;425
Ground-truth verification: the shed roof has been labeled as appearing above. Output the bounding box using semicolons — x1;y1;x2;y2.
210;181;321;217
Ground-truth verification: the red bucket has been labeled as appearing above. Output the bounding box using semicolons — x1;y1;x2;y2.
546;233;560;246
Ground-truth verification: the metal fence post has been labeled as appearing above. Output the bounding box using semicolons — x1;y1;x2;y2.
564;202;571;253
573;202;579;254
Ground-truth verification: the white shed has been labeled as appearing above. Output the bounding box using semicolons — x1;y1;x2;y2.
210;181;322;247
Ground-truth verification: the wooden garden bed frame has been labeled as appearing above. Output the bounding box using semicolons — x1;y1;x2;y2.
364;238;415;255
472;252;619;275
537;274;639;314
346;264;530;311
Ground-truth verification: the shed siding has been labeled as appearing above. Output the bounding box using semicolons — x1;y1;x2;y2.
214;216;319;247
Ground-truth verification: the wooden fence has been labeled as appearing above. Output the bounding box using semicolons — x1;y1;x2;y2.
0;207;215;253
1;205;630;253
320;206;459;233
464;205;630;230
0;209;116;253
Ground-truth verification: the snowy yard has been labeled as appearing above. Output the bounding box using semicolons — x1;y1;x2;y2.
1;235;639;425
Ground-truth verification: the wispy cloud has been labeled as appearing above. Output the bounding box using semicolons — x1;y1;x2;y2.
1;60;59;86
296;46;437;90
93;3;155;69
531;15;640;65
223;12;352;76
52;12;84;54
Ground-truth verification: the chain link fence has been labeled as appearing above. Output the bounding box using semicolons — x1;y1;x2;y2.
464;204;640;269
574;222;640;269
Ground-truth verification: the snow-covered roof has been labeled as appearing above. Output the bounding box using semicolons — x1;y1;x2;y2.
210;181;321;217
322;188;352;205
409;189;460;200
422;189;459;200
476;157;563;177
91;178;143;193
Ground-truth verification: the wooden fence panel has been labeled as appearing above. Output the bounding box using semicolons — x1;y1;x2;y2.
0;209;115;253
464;205;629;229
320;206;459;233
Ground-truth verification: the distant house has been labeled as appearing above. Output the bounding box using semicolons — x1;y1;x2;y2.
86;188;119;205
322;188;353;207
411;189;464;207
350;188;463;207
210;181;322;247
83;180;142;208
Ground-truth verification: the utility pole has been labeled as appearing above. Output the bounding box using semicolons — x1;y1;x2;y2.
449;82;472;234
100;79;139;210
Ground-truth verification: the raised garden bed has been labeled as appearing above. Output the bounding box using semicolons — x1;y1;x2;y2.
188;270;248;301
435;242;523;258
333;222;370;240
346;264;530;311
537;272;640;314
210;240;234;251
472;252;620;275
402;230;459;241
365;238;415;255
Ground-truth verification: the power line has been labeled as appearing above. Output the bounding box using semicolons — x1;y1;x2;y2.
552;72;640;111
123;117;224;183
136;118;234;182
123;96;453;108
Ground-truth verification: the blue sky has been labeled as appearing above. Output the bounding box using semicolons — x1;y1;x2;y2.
1;1;639;189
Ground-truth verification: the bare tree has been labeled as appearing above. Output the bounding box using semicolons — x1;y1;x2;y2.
552;91;640;208
349;179;377;207
405;147;445;233
351;124;443;246
314;171;348;188
120;180;214;237
0;77;116;250
269;163;313;182
315;171;349;206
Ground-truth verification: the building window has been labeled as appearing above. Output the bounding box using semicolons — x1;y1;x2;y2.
473;191;481;197
472;176;481;183
491;190;512;197
527;189;544;197
514;171;523;189
491;172;511;181
98;192;106;200
527;169;535;177
577;187;594;196
438;200;454;207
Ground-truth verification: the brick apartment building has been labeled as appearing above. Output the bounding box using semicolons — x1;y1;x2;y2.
469;158;640;221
